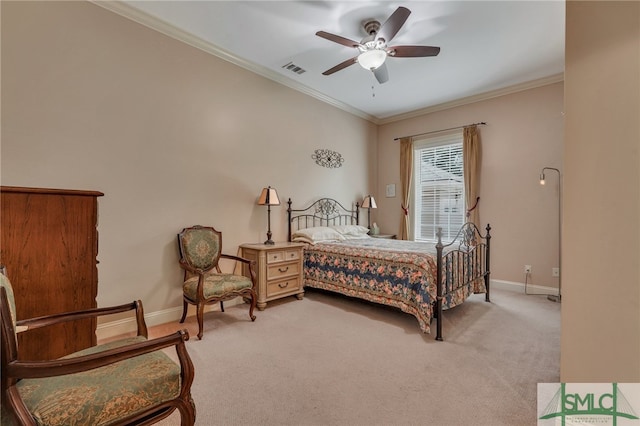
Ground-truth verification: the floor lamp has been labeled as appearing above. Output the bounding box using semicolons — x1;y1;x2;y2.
540;167;562;303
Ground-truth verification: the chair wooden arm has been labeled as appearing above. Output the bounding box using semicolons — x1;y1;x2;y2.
6;330;190;380
221;255;257;283
220;253;252;264
16;300;148;338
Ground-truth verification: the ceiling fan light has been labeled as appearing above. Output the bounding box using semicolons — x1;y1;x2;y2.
358;49;387;70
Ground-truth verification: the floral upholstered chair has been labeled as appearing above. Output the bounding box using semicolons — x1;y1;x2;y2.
0;269;196;426
177;225;257;339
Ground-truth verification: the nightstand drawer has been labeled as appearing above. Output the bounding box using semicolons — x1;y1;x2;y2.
267;249;300;263
267;261;300;280
284;249;300;261
267;276;301;297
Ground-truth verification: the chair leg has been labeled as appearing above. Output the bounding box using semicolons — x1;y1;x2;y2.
248;290;257;322
196;302;205;340
178;397;196;426
220;301;224;312
180;300;188;324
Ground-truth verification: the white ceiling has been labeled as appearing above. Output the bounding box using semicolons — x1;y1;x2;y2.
107;1;565;123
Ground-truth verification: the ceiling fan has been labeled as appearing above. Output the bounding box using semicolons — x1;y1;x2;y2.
316;6;440;84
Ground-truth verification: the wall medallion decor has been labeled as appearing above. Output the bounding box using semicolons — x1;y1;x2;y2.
312;149;344;168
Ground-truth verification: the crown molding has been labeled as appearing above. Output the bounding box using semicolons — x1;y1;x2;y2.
90;1;563;127
378;73;565;125
90;1;377;123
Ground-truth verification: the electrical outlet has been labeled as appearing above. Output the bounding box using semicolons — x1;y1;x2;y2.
552;267;560;277
524;265;532;274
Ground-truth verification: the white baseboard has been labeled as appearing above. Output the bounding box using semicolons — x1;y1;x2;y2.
96;298;243;341
491;279;558;295
97;280;557;340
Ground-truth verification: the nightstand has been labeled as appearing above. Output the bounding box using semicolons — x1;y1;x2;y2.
239;242;305;310
370;234;396;239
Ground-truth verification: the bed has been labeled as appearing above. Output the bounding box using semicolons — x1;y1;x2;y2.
287;197;491;341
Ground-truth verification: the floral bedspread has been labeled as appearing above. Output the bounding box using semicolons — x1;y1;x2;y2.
303;238;486;334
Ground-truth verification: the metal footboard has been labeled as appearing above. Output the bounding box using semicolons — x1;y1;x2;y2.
435;223;491;341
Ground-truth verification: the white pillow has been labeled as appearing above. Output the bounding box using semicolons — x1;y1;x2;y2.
341;233;372;240
330;224;370;236
291;226;346;244
291;235;315;244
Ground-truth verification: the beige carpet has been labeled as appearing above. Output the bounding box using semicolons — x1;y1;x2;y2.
157;287;560;425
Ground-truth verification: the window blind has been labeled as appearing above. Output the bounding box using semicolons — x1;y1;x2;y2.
412;131;465;242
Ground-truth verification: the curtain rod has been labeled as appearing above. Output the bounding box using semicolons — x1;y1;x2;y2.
393;122;487;141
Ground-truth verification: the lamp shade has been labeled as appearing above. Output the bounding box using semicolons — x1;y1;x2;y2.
258;186;280;206
362;195;377;209
358;50;387;70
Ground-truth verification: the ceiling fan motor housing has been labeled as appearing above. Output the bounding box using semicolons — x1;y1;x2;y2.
363;20;381;36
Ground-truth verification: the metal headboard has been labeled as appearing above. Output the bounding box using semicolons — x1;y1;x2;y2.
287;198;360;241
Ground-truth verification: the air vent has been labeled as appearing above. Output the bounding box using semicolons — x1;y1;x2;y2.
281;62;306;75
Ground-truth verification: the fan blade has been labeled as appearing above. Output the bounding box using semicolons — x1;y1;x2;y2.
376;7;411;44
316;31;360;49
389;45;441;57
322;56;358;75
373;63;389;84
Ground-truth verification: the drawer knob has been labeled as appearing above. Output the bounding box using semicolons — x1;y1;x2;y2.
278;282;289;289
278;266;289;273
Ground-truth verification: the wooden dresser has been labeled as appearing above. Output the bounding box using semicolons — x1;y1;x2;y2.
0;186;103;360
239;242;305;310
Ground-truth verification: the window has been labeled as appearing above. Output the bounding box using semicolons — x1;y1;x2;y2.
412;131;465;243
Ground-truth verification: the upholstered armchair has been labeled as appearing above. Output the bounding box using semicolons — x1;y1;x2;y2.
177;225;257;339
0;271;196;426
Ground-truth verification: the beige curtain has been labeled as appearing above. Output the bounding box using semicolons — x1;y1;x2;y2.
399;137;413;240
463;125;481;228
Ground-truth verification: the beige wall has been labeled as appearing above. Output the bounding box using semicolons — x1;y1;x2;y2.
0;1;376;322
377;83;565;289
563;1;640;382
